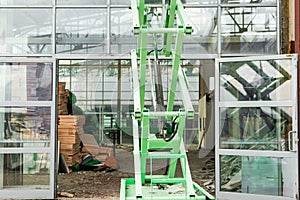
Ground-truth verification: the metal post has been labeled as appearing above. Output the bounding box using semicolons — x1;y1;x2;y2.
117;60;121;145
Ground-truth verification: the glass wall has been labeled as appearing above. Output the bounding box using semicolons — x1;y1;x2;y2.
0;1;281;199
221;6;277;55
1;152;50;189
0;60;56;199
0;0;51;5
184;7;218;54
215;55;298;199
111;8;137;54
0;62;53;101
0;0;278;56
219;59;294;101
56;8;107;54
0;8;52;54
58;59;207;146
56;0;106;5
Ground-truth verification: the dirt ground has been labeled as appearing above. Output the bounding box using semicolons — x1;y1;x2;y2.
57;146;215;199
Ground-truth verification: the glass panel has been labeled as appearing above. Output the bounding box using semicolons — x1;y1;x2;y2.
0;107;51;146
219;107;292;151
110;0;130;5
0;153;50;189
0;0;51;5
56;0;106;5
56;9;107;54
111;0;218;5
58;60;119;143
221;7;277;54
221;0;276;4
219;59;293;101
184;8;218;54
185;0;218;4
220;155;294;198
58;59;203;145
0;9;52;54
145;0;162;3
111;0;163;4
0;62;53;101
111;8;137;54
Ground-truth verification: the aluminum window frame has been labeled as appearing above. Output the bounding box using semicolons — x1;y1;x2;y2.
215;54;298;200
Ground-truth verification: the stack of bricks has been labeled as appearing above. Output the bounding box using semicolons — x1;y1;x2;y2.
58;115;85;166
57;82;68;115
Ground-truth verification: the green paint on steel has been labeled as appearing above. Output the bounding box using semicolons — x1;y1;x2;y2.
123;0;213;199
166;28;184;115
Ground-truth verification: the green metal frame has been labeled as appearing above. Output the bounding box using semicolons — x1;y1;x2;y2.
121;0;215;199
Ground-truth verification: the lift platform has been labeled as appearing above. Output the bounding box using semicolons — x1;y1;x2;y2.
120;0;215;199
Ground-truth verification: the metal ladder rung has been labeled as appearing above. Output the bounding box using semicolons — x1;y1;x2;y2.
145;177;186;184
147;152;186;159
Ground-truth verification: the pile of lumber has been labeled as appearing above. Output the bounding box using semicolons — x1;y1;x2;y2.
57;84;119;169
58;82;68;115
58;115;85;166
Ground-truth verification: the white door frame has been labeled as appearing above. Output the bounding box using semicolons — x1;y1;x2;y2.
0;58;56;199
215;54;299;200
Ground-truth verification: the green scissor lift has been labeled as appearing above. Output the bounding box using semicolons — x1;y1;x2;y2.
120;0;215;199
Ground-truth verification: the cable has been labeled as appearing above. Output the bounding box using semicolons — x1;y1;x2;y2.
163;116;179;142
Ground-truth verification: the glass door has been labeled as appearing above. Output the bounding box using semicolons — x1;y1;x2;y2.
0;58;56;199
215;55;298;200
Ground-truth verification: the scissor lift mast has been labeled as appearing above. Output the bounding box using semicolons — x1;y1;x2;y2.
120;0;215;199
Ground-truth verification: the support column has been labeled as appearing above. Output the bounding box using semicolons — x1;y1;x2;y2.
117;60;121;145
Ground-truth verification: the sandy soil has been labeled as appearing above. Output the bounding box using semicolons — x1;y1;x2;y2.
57;147;215;199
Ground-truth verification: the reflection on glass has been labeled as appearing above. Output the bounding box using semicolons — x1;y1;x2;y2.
221;6;277;54
221;0;276;4
110;0;131;5
0;9;52;54
184;8;217;54
111;0;215;4
56;9;107;54
112;0;164;4
58;59;201;145
146;0;162;3
111;0;216;5
0;107;51;144
1;153;50;189
56;0;106;5
0;62;53;101
111;8;137;54
219;59;293;101
219;107;292;151
0;0;51;5
220;155;294;198
185;0;217;4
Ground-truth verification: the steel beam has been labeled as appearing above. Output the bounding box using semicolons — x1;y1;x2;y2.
166;28;184;115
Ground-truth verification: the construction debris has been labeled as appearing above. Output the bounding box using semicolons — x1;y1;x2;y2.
79;133;118;170
57;191;74;198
